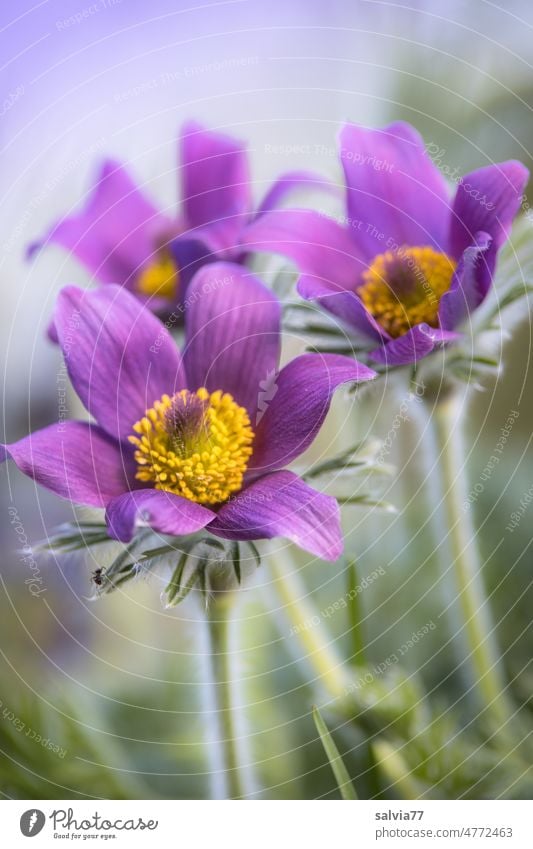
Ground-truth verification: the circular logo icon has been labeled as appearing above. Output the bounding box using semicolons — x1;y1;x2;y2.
20;810;46;837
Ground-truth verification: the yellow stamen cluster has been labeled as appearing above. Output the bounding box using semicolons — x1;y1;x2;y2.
137;250;179;300
129;388;254;505
358;245;457;338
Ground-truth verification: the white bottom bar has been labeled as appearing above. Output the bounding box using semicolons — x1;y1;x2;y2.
1;800;531;847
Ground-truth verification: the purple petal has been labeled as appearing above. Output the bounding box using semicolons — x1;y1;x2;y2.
167;235;216;306
106;489;215;543
370;324;460;366
241;209;361;288
340;121;451;255
297;275;388;342
28;160;168;286
1;422;132;507
449;160;529;263
54;285;185;443
47;316;59;344
183;263;281;418
439;232;492;330
180;121;251;234
255;170;337;217
208;470;343;561
250;353;376;475
177;221;244;259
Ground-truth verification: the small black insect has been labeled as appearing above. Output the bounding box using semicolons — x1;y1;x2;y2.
92;568;104;587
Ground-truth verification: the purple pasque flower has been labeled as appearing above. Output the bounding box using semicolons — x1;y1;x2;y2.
29;121;327;317
241;121;529;366
1;264;376;561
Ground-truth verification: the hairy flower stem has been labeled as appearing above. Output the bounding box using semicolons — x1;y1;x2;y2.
432;393;513;729
268;551;420;794
206;592;245;799
268;550;417;719
269;553;353;702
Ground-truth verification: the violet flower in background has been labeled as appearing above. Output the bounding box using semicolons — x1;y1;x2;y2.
1;265;375;561
28;121;328;318
242;122;529;366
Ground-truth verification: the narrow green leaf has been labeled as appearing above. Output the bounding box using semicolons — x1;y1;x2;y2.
305;344;366;356
346;560;365;665
166;566;201;607
283;321;346;338
449;354;499;370
337;495;397;512
232;542;241;585
312;706;358;800
484;282;533;324
198;564;208;605
245;541;262;568
118;542;185;573
137;543;183;560
305;442;368;480
165;551;190;604
99;529;154;592
36;530;112;553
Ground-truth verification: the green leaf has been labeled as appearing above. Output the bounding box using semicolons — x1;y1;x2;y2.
232;542;241;585
198;564;208;605
245;541;262;568
305;440;392;481
346;560;366;665
35;522;112;553
312;706;358;800
337;495;397;512
305;343;368;356
474;215;533;332
165;551;190;605
166;566;201;607
96;529;154;594
283;321;347;338
134;543;183;561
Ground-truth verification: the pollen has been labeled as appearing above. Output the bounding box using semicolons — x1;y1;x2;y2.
129;388;254;505
358;246;457;338
137;250;179;300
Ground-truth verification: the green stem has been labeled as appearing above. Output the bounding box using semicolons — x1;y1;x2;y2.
432;394;512;728
206;593;244;799
269;553;353;702
268;549;418;795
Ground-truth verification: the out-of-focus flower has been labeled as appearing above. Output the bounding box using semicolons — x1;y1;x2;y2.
242;122;529;366
29;121;328;318
1;265;375;561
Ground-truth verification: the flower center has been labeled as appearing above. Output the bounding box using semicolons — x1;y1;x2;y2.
129;388;254;505
137;249;179;300
358;246;457;338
